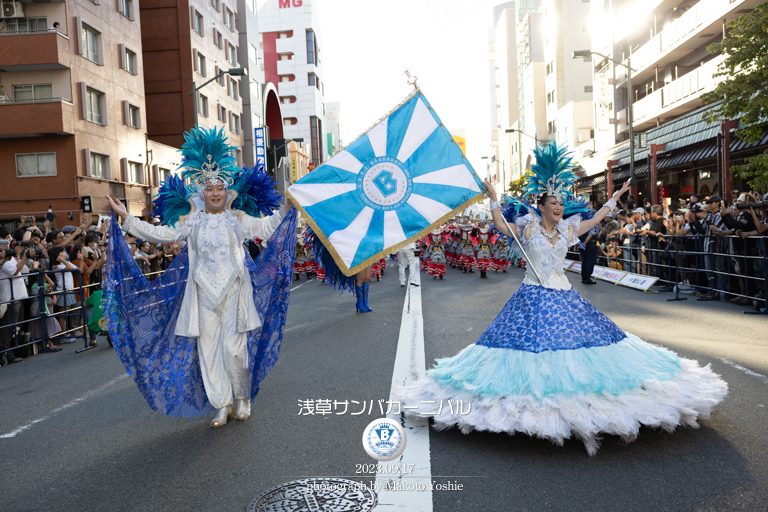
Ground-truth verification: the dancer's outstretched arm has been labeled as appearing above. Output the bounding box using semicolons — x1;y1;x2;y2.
578;181;630;236
106;195;181;244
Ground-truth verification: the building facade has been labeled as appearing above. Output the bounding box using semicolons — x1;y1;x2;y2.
257;0;327;168
580;0;764;205
0;0;175;226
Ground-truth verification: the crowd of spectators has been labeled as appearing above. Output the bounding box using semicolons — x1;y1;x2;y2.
575;189;768;311
0;213;186;367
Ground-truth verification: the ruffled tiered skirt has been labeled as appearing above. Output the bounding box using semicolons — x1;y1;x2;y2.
397;284;727;456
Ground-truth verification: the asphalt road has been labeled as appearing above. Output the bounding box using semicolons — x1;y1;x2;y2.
1;261;766;512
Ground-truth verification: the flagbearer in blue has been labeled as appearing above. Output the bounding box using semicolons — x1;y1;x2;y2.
104;126;298;429
397;143;728;456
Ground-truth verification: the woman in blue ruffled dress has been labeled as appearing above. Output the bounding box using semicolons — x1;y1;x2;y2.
397;144;727;456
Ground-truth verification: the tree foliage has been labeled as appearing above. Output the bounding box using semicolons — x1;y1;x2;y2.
702;2;768;191
508;173;528;196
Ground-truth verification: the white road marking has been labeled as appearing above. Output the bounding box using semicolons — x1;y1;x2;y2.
290;280;311;292
375;283;432;511
1;374;129;439
719;358;768;385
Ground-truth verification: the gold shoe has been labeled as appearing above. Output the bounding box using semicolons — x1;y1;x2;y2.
235;398;251;421
210;405;234;428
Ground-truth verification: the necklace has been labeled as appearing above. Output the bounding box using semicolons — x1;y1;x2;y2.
539;225;557;239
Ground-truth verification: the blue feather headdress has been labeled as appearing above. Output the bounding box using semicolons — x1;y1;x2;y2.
502;142;594;223
524;143;578;203
152;126;283;226
178;125;239;191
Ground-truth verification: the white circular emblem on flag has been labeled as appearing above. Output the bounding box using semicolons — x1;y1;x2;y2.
362;417;407;461
357;156;413;211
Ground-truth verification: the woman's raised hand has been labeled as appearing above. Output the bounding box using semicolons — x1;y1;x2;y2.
612;181;630;201
483;180;498;202
105;196;128;219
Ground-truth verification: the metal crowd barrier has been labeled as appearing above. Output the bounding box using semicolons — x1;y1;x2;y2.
570;233;767;315
0;258;176;362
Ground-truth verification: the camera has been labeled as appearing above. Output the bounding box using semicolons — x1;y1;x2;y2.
25;216;35;222
735;201;768;210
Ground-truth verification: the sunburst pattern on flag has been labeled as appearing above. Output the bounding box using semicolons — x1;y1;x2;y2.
286;90;484;276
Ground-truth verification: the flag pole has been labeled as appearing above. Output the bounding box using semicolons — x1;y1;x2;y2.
495;212;545;286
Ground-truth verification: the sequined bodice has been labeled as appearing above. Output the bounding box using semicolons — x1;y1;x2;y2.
516;214;580;291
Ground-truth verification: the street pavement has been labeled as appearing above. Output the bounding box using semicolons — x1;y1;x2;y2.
1;260;767;512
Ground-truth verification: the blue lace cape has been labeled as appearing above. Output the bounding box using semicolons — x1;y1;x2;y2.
103;209;298;417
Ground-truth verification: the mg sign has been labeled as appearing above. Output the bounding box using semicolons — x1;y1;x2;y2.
279;0;302;7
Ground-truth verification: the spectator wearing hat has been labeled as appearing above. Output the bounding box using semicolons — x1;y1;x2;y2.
700;195;730;299
721;194;759;304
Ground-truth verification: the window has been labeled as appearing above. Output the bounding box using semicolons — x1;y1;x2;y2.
127;161;143;183
193;10;204;35
5;17;47;33
212;0;220;12
230;113;240;134
228;78;238;100
158;167;171;184
199;94;209;117
308;73;317;87
247;0;255;12
214;30;223;49
584;85;593;93
227;43;236;65
89;151;109;178
12;84;53;101
310;116;322;166
225;7;234;31
194;50;206;76
125;102;140;128
123;47;137;74
218;104;227;122
119;0;134;20
249;43;258;63
215;66;224;85
306;30;317;65
16;153;56;177
86;87;104;124
81;24;101;64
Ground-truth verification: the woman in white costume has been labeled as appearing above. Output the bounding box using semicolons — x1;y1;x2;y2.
397;143;727;455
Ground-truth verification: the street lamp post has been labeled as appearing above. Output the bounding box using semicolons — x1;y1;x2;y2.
572;50;638;187
187;67;248;128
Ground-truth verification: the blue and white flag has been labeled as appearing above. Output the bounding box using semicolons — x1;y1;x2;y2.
286;90;484;276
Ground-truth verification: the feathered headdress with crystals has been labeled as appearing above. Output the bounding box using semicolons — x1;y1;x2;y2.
178;126;239;192
152;126;282;227
523;143;578;203
501;142;594;225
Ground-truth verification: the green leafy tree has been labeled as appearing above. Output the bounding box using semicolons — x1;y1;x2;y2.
508;173;528;196
702;2;768;192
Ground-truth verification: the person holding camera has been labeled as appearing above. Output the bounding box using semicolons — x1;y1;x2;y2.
0;233;33;363
48;245;79;341
721;194;760;304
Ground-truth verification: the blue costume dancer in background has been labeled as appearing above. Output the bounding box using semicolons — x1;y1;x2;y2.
104;126;297;428
398;143;727;456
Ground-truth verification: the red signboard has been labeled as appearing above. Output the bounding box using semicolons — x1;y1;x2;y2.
308;162;315;172
658;185;669;203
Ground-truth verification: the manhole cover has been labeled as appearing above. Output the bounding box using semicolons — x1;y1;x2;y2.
246;478;377;512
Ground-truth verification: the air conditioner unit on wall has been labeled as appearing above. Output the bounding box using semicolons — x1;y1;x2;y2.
1;1;24;18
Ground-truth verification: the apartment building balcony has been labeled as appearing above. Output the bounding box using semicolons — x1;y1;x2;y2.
275;36;295;55
276;58;297;76
617;55;724;134
617;0;760;87
0;30;70;71
277;80;298;97
0;98;75;136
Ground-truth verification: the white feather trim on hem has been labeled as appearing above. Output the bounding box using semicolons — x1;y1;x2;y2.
396;357;727;456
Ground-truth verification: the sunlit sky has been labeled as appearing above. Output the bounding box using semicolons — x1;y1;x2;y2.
318;0;498;177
